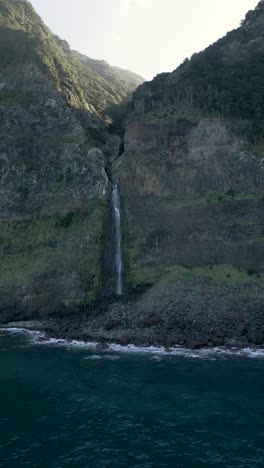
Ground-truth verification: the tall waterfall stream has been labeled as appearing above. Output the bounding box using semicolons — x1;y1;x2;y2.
112;183;123;295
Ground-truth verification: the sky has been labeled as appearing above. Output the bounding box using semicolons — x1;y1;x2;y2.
30;0;259;80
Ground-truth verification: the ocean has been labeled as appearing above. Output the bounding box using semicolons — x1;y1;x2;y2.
0;329;264;467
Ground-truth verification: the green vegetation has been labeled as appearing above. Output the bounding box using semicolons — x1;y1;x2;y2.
128;104;204;124
130;263;264;291
144;191;263;210
0;206;106;305
0;90;34;108
129;2;264;140
0;0;143;121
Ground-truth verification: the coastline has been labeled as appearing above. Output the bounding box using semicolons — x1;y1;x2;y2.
1;323;264;359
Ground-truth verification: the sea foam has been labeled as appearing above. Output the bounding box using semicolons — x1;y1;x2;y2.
1;327;264;359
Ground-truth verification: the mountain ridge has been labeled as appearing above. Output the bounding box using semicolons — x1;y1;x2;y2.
127;0;264;141
0;0;144;122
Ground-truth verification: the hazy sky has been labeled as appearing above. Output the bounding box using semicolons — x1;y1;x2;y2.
30;0;259;80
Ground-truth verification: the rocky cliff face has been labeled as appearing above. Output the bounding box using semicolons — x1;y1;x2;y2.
116;118;264;290
0;0;143;321
113;1;264;318
0;62;108;319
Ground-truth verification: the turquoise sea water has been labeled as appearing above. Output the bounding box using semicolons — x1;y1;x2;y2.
0;331;264;468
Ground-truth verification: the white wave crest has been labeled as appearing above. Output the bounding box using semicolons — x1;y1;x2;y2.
1;327;264;359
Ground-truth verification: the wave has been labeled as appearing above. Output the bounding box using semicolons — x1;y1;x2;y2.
0;327;44;339
1;327;264;359
84;354;120;360
108;343;264;359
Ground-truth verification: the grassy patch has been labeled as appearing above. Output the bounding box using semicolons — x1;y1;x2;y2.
0;90;34;108
129;262;264;291
127;104;205;125
0;203;107;304
0;250;45;286
182;264;263;284
144;191;263;211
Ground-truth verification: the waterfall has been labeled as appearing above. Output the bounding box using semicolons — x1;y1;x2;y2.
112;183;123;295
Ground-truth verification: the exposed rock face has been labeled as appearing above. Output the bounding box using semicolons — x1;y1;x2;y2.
112;1;264;323
115;119;264;291
121;119;263;197
0;62;109;318
0;0;143;322
0;0;112;320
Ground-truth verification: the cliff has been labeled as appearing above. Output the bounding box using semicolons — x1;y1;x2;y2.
105;0;264;346
0;0;142;321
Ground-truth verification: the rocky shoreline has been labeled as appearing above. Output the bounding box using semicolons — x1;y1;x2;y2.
1;274;264;350
2;322;264;359
2;275;264;351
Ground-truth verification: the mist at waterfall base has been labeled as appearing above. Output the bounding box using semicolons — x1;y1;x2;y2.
1;332;264;468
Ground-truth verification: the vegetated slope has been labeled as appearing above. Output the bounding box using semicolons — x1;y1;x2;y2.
74;51;144;97
129;0;264;139
0;0;143;122
111;0;264;342
0;0;142;320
